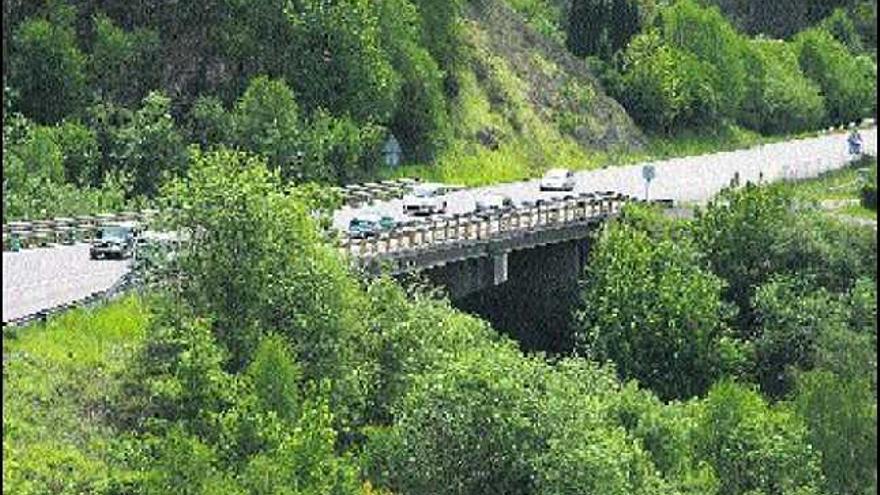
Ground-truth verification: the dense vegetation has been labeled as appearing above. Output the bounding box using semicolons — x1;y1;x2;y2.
3;1;878;490
5;147;877;494
3;0;876;220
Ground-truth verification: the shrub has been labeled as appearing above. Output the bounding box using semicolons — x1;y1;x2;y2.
661;0;749;120
695;381;823;495
577;205;740;400
112;91;187;197
739;39;826;134
820;8;864;54
795;27;877;125
860;160;877;209
90;13;161;107
751;275;851;397
618;30;719;132
792;370;877;495
9;18;88;124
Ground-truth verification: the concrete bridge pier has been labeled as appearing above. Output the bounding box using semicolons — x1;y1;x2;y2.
424;250;510;300
455;238;591;353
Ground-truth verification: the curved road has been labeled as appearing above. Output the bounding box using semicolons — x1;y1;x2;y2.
333;128;876;229
3;128;876;323
3;244;131;322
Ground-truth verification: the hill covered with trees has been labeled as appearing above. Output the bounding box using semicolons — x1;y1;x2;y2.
3;0;877;220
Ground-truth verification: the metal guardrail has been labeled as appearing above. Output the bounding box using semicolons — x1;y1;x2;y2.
335;178;425;207
3;210;159;252
2;271;137;330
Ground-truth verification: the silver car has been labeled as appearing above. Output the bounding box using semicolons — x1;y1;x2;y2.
540;169;576;192
403;183;449;215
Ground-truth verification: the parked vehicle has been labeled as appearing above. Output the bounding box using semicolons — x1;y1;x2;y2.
90;221;140;259
403;183;449;215
540;169;576;191
475;193;514;213
348;212;396;238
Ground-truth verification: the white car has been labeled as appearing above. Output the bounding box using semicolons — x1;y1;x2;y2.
540;169;576;191
403;183;449;215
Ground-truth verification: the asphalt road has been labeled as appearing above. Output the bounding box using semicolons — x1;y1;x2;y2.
3;128;876;323
3;244;131;322
332;128;877;229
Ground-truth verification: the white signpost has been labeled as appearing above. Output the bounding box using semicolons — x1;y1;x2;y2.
642;165;656;200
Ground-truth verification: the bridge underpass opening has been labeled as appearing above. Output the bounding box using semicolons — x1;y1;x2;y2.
422;239;591;355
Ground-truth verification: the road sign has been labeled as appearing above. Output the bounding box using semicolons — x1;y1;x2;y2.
642;165;656;200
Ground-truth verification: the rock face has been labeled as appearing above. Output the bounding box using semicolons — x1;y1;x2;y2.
462;0;646;152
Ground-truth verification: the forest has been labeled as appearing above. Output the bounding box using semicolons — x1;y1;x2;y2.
2;0;878;494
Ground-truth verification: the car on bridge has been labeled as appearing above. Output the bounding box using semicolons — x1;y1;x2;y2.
540;168;576;191
403;183;450;216
475;193;514;214
90;221;140;259
348;212;396;238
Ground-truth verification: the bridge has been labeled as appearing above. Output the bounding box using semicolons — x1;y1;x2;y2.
339;192;627;298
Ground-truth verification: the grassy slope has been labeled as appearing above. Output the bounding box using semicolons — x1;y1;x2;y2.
2;297;148;494
783;156;877;220
381;0;865;188
384;0;646;186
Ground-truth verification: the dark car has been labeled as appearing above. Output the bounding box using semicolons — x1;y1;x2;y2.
90;222;139;259
348;213;396;239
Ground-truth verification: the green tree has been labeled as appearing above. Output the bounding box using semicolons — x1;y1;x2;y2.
795;27;876;124
618;29;719;132
367;343;545;495
285;0;401;124
302;109;383;184
751;275;851;397
820;8;865;54
378;0;451;162
661;0;748;120
692;185;797;334
8;17;88;124
695;381;823;495
246;333;302;424
568;0;655;60
161;148;373;426
186;95;233;149
577;205;739;400
231;76;304;180
51;119;100;186
739;39;826;134
112;91;187;197
90;13;161;107
792;371;877;495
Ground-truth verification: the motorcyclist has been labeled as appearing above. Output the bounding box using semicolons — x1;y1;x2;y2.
848;128;863;157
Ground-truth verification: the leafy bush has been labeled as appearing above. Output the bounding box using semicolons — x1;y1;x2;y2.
618;29;719;132
8;18;87;124
577;205;741;400
90;13;161;107
792;370;877;495
860;160;877;209
795;27;877;124
661;0;748;120
739;39;826;134
695;381;823;495
112;91;187;197
751;275;851;397
820;7;864;54
160;148;374;426
568;0;656;60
